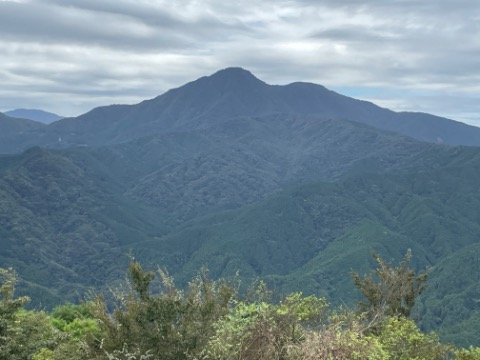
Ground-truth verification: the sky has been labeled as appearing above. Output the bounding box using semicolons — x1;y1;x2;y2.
1;0;480;126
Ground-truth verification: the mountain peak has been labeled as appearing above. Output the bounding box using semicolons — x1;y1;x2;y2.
205;67;266;88
168;67;267;104
211;67;257;78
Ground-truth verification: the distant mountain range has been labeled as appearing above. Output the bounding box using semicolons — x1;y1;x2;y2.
1;68;480;346
5;108;63;124
1;68;480;154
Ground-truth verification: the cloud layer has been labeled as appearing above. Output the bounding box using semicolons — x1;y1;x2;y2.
1;0;479;125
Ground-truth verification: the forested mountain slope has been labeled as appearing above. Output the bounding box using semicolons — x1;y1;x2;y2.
0;147;169;305
0;115;434;303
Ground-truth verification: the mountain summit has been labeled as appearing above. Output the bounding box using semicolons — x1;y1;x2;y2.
2;67;480;153
205;67;266;86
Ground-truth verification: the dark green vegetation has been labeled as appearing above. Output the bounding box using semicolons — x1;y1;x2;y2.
2;258;480;359
1;68;480;347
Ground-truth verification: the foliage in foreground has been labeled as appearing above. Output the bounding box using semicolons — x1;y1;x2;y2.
351;249;429;332
0;253;479;360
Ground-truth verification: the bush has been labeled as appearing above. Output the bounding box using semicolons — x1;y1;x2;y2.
377;317;451;360
455;347;480;360
206;290;327;360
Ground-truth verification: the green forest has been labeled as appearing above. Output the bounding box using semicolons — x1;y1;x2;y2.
1;252;479;360
2;142;480;348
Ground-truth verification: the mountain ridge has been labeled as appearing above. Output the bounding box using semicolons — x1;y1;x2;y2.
2;67;480;154
5;108;64;124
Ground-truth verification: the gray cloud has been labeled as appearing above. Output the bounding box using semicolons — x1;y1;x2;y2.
0;0;241;51
0;0;479;126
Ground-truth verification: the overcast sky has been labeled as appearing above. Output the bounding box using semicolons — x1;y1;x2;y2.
1;0;480;126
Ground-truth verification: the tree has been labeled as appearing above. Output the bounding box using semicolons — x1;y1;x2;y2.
351;249;428;331
0;268;29;337
377;317;451;360
50;303;100;339
0;268;30;359
206;291;327;360
89;261;235;360
0;268;66;360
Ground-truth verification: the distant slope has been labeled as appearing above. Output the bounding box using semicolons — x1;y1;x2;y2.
124;114;436;220
131;144;480;284
0;113;45;153
2;67;480;154
1;112;480;344
0;147;167;306
0;112;45;133
0;115;437;305
5;108;63;124
63;113;437;226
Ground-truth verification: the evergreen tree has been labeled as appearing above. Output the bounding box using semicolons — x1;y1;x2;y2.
351;249;428;331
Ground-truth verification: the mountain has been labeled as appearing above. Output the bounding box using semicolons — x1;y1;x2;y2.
0;112;45;154
2;67;480;154
0;112;45;133
2;68;480;345
0;113;436;304
5;109;63;124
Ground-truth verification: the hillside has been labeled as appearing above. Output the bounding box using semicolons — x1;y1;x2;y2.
5;109;63;124
0;147;168;305
126;146;480;346
0;113;45;154
0;114;436;303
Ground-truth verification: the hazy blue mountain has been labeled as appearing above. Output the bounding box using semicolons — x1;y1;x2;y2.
0;112;45;131
2;68;480;154
5;108;63;124
0;112;45;153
